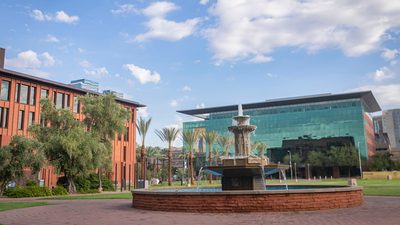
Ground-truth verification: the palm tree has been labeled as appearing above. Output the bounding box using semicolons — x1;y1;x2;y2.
218;135;232;157
155;127;180;186
203;131;219;184
182;130;199;185
136;117;152;181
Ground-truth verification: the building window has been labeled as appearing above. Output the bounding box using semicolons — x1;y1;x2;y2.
63;94;70;109
41;89;49;99
73;96;80;113
29;86;36;105
0;107;9;128
15;84;20;102
56;92;63;109
1;80;10;101
123;146;127;161
28;112;35;127
124;127;129;142
18;110;24;130
19;84;29;104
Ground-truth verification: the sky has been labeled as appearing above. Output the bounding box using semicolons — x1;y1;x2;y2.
1;0;400;147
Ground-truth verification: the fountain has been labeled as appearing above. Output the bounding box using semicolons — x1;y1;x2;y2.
132;105;363;212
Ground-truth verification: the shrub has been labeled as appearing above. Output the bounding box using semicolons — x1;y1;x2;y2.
5;186;52;198
25;180;37;187
51;186;68;196
57;173;115;193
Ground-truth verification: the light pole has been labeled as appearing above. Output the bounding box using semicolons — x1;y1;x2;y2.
357;141;363;179
287;150;293;180
294;162;298;182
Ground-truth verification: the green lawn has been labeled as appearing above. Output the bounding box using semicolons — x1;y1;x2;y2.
0;202;48;212
40;192;132;200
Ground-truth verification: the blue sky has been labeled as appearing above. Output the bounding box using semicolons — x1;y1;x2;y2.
1;0;400;147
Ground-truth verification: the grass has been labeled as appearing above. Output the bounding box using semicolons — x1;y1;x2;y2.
40;192;132;200
0;202;48;212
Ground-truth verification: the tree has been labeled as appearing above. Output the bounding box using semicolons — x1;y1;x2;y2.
203;131;219;184
155;127;180;186
329;145;359;177
218;135;232;157
136;117;152;182
30;99;101;193
80;94;130;191
0;135;44;196
283;153;302;165
182;130;199;185
368;152;397;171
306;151;326;168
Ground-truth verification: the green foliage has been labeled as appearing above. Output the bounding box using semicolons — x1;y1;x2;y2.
5;186;52;198
0;135;44;196
306;151;327;167
283;152;303;165
26;180;38;187
29;99;102;193
368;152;399;171
57;174;114;193
51;186;68;196
155;127;180;185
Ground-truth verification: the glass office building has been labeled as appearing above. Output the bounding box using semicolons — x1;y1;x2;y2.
178;92;381;160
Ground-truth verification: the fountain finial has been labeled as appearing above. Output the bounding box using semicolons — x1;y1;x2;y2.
238;104;243;116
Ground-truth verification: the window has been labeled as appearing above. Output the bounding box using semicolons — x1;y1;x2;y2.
123;146;127;161
56;92;63;109
73;96;80;113
18;110;24;130
41;89;49;99
28;112;35;127
0;107;9;128
15;84;20;102
124;127;129;141
29;86;36;105
20;85;29;104
1;80;10;101
63;94;70;108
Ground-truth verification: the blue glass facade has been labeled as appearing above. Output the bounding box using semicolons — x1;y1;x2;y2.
183;98;373;159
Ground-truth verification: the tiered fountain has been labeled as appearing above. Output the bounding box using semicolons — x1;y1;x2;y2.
132;105;363;212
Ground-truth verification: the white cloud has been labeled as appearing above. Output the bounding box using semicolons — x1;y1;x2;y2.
77;48;85;53
196;103;205;109
31;9;79;24
137;107;149;118
182;85;192;91
111;4;139;14
374;67;393;81
45;34;60;43
80;60;108;78
123;64;161;84
142;1;178;18
135;2;200;42
170;99;178;107
350;85;400;108
205;0;400;63
248;54;273;63
5;50;56;77
200;0;209;5
381;48;399;61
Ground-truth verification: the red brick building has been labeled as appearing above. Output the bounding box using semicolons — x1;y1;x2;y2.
0;49;144;189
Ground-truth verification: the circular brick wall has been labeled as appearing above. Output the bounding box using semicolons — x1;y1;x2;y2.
132;186;363;212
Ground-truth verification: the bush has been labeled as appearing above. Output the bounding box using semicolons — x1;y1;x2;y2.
26;180;37;187
57;173;115;193
5;186;52;198
51;186;68;196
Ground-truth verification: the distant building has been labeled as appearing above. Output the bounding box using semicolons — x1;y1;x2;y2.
103;90;123;98
70;79;99;92
381;109;400;160
373;115;391;152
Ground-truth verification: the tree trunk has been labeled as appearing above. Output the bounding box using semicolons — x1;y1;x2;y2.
168;144;172;186
189;151;194;185
141;145;146;181
208;144;213;184
67;176;77;193
98;168;103;192
0;180;9;196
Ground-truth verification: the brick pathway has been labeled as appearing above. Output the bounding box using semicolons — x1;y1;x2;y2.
0;196;399;225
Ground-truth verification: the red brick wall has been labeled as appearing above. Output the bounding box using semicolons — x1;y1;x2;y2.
133;189;363;212
0;73;138;188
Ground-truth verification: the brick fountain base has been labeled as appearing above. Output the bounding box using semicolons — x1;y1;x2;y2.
132;186;363;212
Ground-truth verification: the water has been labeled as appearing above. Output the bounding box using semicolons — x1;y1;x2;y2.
157;185;341;192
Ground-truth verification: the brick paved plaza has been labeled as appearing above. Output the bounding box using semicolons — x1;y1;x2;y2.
0;196;399;225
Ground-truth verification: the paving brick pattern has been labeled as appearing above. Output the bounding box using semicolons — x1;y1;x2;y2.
0;196;399;225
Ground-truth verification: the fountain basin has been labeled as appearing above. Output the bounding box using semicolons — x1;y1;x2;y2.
132;185;363;212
